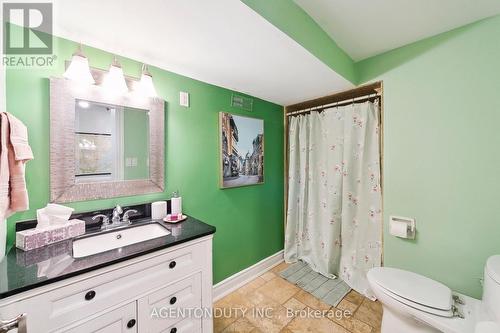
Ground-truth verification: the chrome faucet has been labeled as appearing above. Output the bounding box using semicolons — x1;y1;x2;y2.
92;205;138;230
111;205;123;224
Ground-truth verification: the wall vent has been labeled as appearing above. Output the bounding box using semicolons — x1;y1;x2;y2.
231;94;253;111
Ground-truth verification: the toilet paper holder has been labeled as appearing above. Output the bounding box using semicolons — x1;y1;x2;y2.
389;216;416;239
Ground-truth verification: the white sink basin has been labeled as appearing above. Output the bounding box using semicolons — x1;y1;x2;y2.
72;222;171;258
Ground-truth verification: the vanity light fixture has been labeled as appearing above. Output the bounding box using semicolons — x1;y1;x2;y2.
63;44;95;84
139;64;157;97
102;56;128;95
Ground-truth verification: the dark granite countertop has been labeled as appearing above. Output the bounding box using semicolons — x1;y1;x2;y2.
0;216;215;300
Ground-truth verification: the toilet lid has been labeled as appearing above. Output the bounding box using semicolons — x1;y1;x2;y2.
369;267;452;311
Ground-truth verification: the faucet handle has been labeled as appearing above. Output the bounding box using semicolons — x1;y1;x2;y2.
122;209;138;224
92;214;110;229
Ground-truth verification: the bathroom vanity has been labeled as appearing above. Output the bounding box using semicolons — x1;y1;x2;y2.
0;51;220;333
0;216;216;332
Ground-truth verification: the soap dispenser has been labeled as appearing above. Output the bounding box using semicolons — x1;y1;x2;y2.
171;191;182;216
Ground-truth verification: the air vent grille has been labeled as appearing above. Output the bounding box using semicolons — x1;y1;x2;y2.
231;94;253;111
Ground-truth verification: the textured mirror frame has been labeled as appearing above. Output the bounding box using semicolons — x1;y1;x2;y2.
49;68;164;203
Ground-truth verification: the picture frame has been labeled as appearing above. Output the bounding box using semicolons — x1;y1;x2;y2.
219;112;264;189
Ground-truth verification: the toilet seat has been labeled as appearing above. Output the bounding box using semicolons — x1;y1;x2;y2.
368;267;454;317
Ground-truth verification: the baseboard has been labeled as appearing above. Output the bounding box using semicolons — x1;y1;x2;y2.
213;250;284;301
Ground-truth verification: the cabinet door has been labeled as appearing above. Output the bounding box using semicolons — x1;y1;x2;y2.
138;273;202;333
60;302;137;333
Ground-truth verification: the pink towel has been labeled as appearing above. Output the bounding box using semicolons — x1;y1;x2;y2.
0;114;9;221
6;113;34;161
0;113;34;221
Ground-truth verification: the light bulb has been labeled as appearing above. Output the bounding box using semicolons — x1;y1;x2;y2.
101;57;128;95
63;44;95;84
139;64;157;97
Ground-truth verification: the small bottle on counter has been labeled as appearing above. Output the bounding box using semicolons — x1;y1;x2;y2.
171;191;182;216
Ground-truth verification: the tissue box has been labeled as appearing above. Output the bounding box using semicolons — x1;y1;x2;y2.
16;219;86;251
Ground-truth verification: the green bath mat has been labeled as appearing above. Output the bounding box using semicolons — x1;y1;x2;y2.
280;261;351;307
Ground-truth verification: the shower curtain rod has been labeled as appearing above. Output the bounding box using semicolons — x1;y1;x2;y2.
286;93;381;117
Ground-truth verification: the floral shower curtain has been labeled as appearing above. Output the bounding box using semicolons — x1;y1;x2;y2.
284;101;382;298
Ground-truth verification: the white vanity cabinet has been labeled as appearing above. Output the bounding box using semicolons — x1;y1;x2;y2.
0;235;213;333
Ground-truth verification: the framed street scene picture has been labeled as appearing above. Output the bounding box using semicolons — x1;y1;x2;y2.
219;112;264;188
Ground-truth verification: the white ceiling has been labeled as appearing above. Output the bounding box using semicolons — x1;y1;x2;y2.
52;0;352;106
294;0;500;61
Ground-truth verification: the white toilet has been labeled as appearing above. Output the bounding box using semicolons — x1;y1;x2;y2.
367;255;500;333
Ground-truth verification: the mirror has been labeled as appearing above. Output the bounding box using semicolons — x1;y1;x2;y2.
75;100;150;183
50;68;164;203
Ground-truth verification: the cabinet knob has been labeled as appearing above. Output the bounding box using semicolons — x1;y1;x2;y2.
169;296;177;305
170;328;177;333
127;319;136;328
169;261;176;269
84;290;96;301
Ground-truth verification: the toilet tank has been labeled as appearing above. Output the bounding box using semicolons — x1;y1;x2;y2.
483;255;500;322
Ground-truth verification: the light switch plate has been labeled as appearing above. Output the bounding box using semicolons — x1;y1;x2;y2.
179;91;189;107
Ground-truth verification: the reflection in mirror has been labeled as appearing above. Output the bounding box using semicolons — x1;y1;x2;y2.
74;99;150;183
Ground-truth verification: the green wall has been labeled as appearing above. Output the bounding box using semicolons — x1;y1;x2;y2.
357;16;500;298
242;0;357;84
5;35;285;284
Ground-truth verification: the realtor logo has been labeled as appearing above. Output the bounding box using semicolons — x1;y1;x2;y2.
3;2;53;54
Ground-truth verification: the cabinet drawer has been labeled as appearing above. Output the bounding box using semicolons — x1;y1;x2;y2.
138;272;202;332
0;239;209;332
57;302;136;333
160;317;202;333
